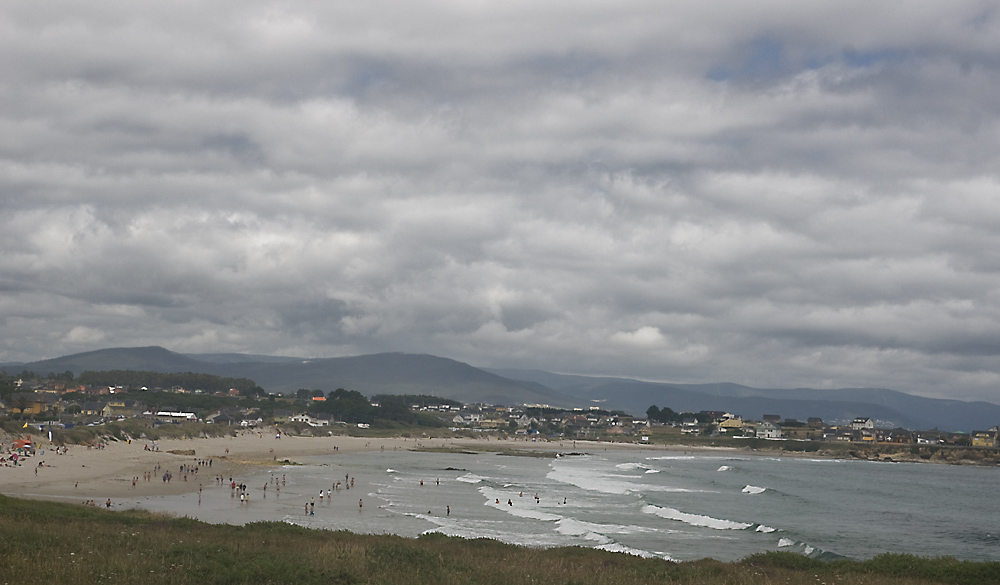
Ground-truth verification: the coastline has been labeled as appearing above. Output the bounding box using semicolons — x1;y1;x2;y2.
2;430;993;508
0;432;729;504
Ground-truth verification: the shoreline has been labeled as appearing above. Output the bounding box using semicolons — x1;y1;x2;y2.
0;432;738;504
2;430;992;507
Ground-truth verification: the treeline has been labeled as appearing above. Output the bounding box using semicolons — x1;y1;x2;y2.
77;370;265;395
646;404;684;423
307;389;444;427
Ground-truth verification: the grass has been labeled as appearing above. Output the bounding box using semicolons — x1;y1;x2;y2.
1;495;996;585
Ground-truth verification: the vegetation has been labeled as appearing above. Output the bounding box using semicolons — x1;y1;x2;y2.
0;495;995;585
77;370;265;396
646;404;684;424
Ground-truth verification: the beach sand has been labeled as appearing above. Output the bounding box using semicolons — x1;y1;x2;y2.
0;431;704;507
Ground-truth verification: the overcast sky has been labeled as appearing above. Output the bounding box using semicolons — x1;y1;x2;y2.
2;1;999;402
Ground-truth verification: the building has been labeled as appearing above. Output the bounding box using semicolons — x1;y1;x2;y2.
717;417;745;432
850;417;875;430
971;430;998;447
755;421;783;439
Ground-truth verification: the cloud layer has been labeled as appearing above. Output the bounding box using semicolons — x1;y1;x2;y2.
3;1;1000;401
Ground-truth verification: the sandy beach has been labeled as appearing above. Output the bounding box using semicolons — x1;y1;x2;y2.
0;431;697;506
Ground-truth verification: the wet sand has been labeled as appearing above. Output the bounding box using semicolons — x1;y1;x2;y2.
0;431;707;506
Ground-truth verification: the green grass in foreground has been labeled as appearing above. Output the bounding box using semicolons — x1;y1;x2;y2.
0;496;997;585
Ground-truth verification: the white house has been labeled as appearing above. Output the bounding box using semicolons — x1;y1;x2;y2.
850;417;874;430
756;421;783;439
289;413;330;427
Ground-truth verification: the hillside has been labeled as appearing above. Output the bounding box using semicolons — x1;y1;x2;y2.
207;353;576;407
11;347;576;408
488;369;1000;433
13;346;210;375
9;347;1000;431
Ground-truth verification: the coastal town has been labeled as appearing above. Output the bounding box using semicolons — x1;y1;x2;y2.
2;372;998;455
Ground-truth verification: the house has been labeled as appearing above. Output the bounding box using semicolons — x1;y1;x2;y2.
103;399;145;418
155;411;198;422
81;401;106;417
516;415;538;427
971;430;998;447
807;417;825;427
680;418;700;434
718;417;745;432
9;392;58;415
756;421;783;439
206;412;237;425
289;413;331;427
850;417;874;430
875;428;914;444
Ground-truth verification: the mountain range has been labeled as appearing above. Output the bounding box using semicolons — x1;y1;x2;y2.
5;346;1000;432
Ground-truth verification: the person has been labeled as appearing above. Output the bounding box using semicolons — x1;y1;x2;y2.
446;505;450;516
105;499;111;509
359;498;363;509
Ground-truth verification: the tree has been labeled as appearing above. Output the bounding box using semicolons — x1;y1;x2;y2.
646;404;681;424
13;395;30;418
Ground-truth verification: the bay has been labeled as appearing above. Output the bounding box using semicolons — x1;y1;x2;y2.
133;448;1000;562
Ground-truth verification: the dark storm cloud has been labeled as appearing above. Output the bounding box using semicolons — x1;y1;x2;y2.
2;1;1000;402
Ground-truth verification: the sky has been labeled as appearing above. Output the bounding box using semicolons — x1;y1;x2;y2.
2;1;1000;403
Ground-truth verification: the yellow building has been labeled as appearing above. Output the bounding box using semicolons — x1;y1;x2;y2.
971;430;997;447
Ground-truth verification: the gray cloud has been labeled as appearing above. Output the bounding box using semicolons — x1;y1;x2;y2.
2;1;1000;402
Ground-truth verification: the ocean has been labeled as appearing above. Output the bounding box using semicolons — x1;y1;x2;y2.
132;447;1000;562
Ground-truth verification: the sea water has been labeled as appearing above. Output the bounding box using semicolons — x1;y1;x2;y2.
132;448;1000;562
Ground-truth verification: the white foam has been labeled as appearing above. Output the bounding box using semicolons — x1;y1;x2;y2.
778;538;795;547
755;525;776;533
644;469;661;474
480;486;562;521
616;462;645;470
642;505;752;530
717;465;731;472
456;473;484;484
804;545;815;555
549;460;705;495
386;468;397;473
742;485;766;494
556;517;656;537
596;543;673;560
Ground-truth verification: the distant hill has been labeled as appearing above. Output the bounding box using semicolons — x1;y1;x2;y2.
11;347;576;408
207;353;576;406
10;347;1000;432
184;353;302;365
487;369;1000;433
13;346;210;375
